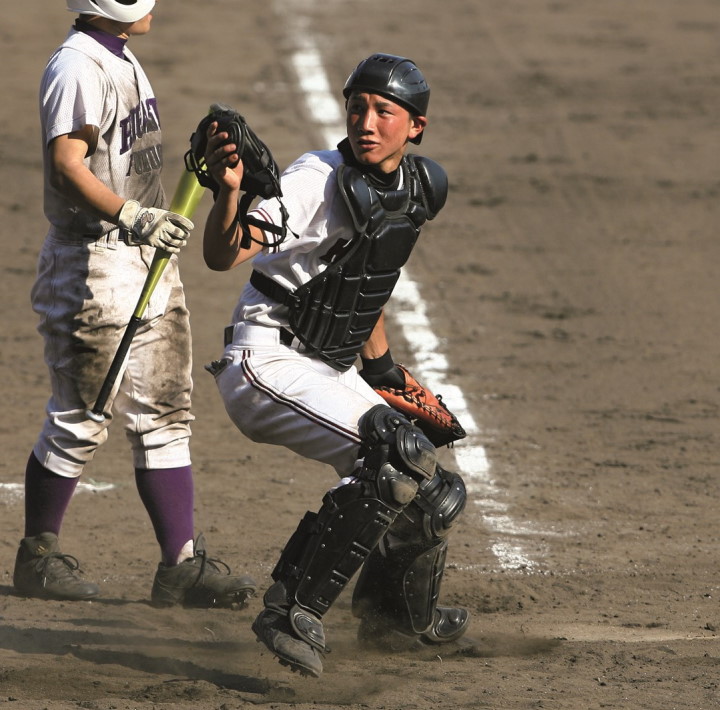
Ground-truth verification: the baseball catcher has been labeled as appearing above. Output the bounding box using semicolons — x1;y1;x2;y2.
201;53;470;677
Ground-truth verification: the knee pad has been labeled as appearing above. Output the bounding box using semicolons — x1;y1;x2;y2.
410;466;467;541
359;404;437;483
389;466;467;544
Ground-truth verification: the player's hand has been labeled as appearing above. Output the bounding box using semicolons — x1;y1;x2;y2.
204;121;245;192
118;199;194;253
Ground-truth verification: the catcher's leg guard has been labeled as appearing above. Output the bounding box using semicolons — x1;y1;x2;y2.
352;465;468;648
253;405;438;674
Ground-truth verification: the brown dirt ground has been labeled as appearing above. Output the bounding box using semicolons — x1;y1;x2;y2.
1;1;719;708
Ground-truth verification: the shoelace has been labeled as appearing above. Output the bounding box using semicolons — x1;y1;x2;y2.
33;552;84;578
191;548;233;577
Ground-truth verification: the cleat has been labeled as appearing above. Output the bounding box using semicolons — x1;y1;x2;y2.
13;532;100;601
252;607;324;678
151;533;256;609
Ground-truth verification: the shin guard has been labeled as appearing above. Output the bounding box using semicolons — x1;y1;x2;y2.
352;465;467;635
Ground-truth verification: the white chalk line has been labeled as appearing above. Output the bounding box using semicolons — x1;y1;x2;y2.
543;624;719;644
0;480;115;505
279;2;542;571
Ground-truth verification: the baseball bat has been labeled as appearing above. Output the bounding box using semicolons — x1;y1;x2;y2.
85;168;206;423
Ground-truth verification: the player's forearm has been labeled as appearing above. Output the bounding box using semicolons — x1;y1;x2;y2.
203;188;263;270
360;311;390;359
48;131;125;222
203;198;244;270
50;160;125;223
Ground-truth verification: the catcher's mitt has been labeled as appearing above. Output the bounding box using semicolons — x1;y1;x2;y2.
184;104;290;248
372;364;467;448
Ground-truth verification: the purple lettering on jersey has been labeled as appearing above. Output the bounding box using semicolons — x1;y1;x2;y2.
120;99;161;155
132;105;143;146
146;99;161;131
120;116;133;155
133;145;164;175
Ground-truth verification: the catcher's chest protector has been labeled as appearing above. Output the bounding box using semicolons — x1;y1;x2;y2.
287;155;448;370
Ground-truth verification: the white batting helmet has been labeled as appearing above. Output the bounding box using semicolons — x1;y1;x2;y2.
66;0;156;23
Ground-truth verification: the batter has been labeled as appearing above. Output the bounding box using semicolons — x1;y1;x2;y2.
13;0;256;608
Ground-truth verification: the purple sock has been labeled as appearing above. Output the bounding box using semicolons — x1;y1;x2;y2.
135;465;195;565
24;451;79;538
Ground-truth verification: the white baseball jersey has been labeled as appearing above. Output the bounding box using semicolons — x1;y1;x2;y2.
213;149;388;476
231;149;351;328
32;27;193;478
41;28;165;236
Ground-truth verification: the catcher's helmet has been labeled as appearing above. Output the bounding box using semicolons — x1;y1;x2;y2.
343;54;430;144
342;54;430;116
67;0;156;23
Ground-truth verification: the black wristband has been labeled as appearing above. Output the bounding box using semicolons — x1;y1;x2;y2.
360;349;394;375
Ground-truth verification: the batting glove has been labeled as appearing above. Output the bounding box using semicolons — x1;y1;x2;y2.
118;199;194;253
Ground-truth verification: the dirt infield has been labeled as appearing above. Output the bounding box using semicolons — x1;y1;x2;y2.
1;1;719;708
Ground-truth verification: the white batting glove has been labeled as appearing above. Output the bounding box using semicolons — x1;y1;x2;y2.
118;199;194;253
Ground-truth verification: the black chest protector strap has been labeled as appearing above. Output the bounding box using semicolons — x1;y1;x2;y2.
250;269;295;307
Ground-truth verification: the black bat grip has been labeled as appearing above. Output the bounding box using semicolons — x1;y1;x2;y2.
86;315;143;422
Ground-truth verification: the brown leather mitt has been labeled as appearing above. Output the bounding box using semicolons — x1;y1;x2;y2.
372;364;467;448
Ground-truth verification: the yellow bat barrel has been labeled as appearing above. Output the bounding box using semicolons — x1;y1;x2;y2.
132;169;206;320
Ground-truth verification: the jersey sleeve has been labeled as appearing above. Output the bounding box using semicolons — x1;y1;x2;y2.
248;152;338;253
40;50;107;145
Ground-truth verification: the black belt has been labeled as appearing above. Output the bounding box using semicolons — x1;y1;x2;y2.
224;324;294;347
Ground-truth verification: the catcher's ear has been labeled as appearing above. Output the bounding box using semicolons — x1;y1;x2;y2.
408;115;427;145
